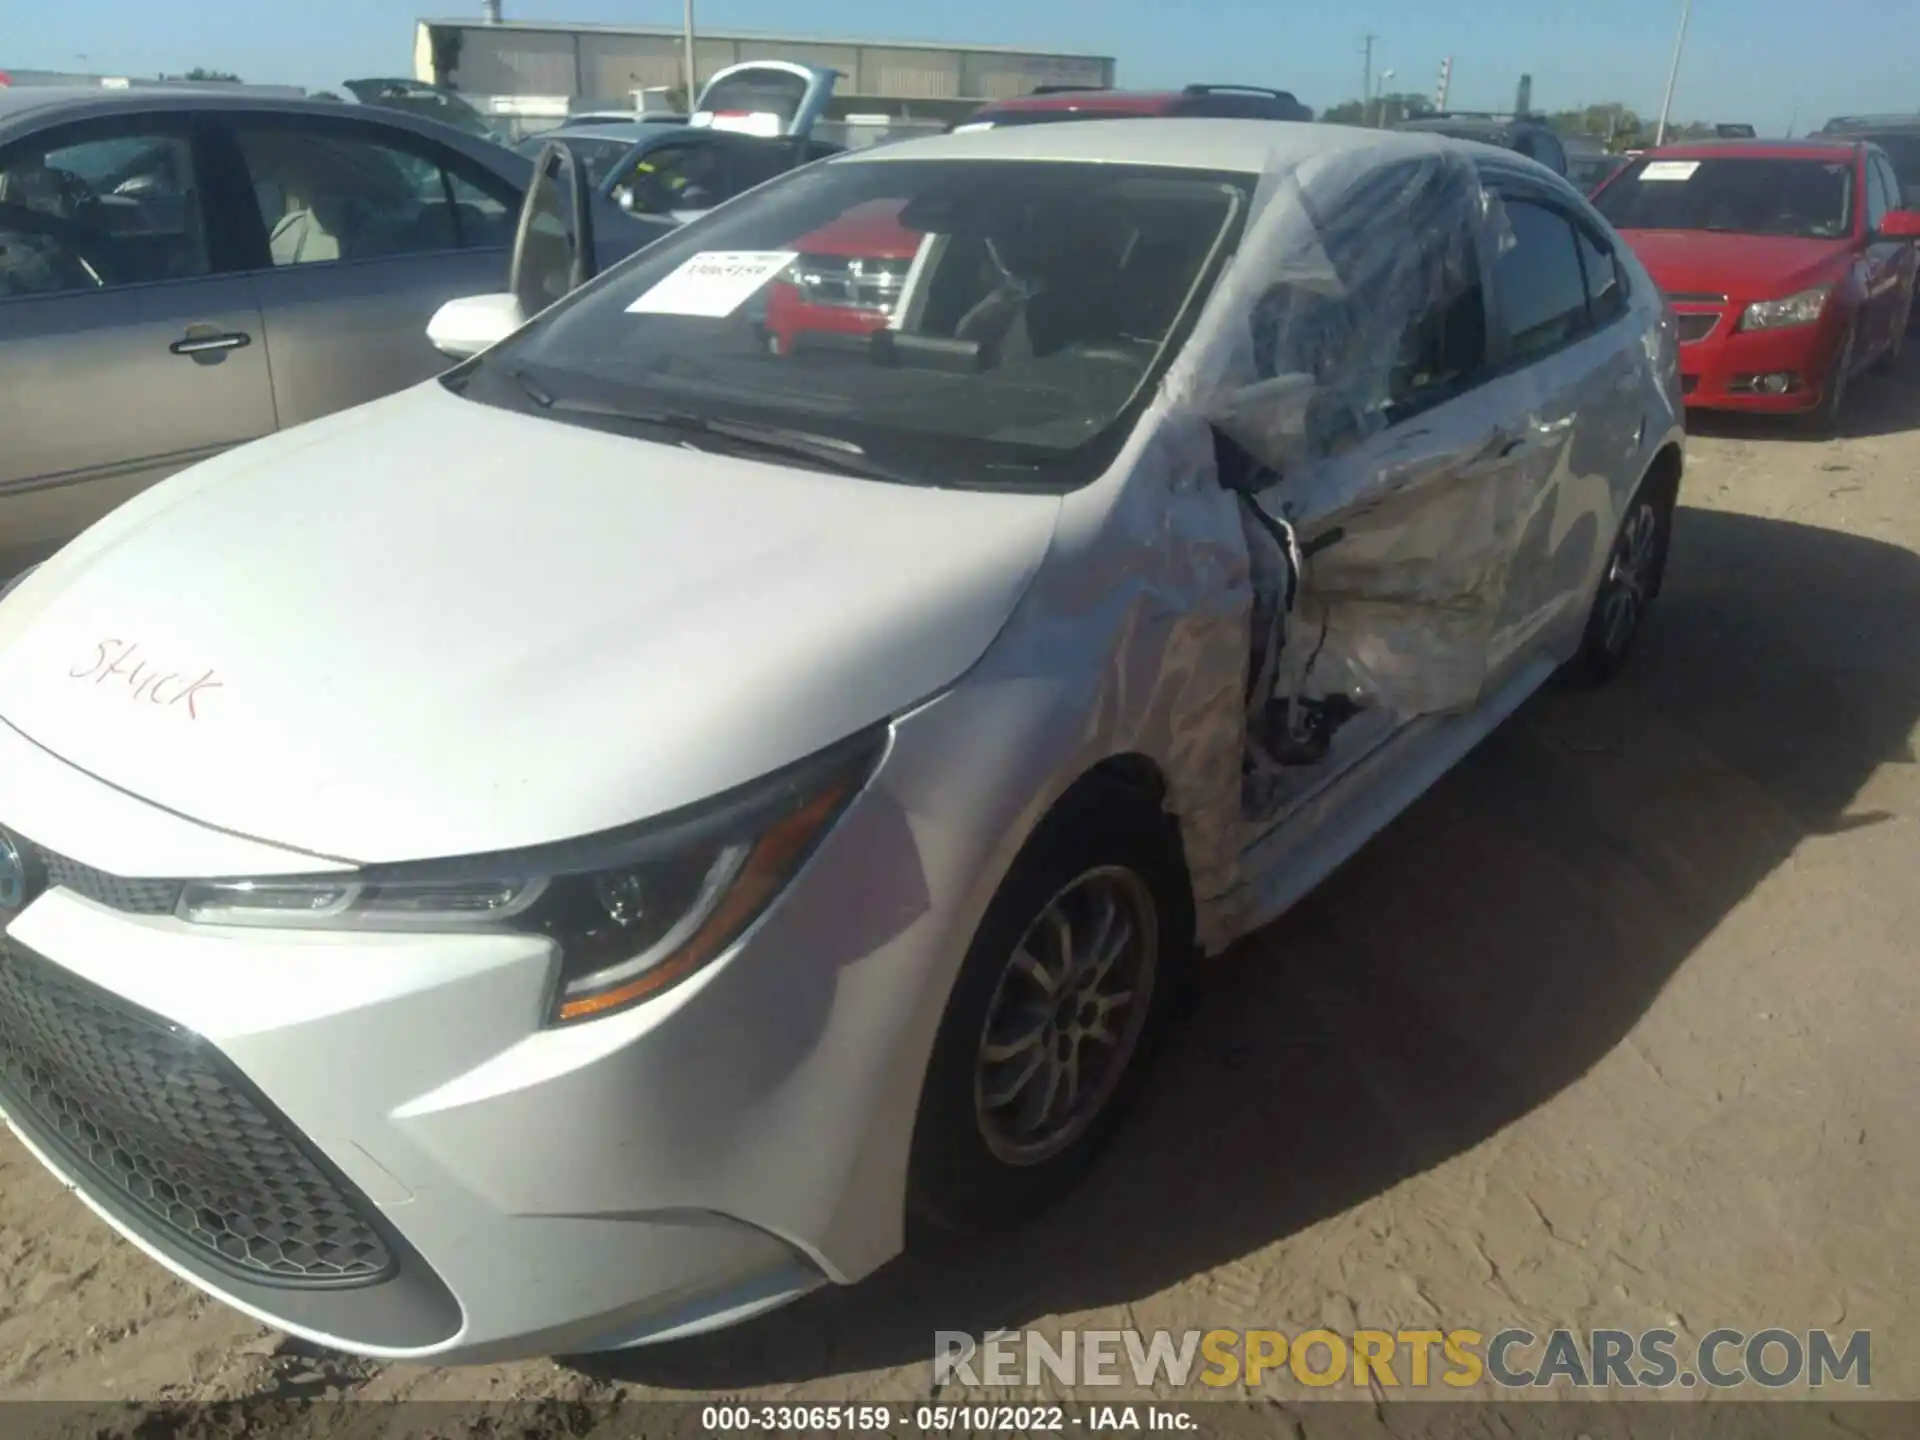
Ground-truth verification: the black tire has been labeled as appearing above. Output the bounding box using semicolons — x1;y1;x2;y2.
1563;483;1673;687
905;783;1192;1240
1808;325;1856;437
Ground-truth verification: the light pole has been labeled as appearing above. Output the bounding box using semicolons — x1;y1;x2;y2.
1372;68;1395;127
1654;0;1693;147
683;0;698;111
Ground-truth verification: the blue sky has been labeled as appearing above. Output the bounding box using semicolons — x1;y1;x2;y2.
12;0;1918;137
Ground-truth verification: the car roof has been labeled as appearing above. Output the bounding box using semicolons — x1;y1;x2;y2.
1823;114;1920;133
548;121;684;144
0;85;511;154
837;116;1448;173
1639;137;1860;161
973;89;1186;115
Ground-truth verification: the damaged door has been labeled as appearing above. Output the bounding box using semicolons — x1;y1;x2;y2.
1202;154;1552;821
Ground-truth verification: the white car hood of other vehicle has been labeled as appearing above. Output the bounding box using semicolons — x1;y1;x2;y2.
0;383;1063;866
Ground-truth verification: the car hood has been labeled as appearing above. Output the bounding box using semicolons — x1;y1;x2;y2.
1617;229;1853;301
0;383;1062;865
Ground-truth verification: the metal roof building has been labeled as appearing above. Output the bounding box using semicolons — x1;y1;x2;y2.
412;17;1115;124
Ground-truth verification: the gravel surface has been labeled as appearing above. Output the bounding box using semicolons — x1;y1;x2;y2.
3;361;1917;1409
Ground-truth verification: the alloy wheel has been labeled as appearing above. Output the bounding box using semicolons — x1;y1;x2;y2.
1597;499;1662;660
972;866;1159;1168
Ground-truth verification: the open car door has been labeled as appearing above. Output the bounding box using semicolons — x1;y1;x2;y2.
690;61;839;141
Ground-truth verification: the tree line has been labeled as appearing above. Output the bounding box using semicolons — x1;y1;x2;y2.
1319;95;1740;149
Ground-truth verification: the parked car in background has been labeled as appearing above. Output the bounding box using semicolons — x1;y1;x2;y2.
513;119;688;190
1567;151;1629;194
952;83;1313;131
340;77;509;145
558;110;688;129
1395;112;1569;177
1821;114;1920;207
0;117;1682;1364
762;199;918;353
1593;137;1920;431
597;61;846;227
0;86;655;577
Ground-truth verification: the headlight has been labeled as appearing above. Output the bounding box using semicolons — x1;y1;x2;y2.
1739;287;1831;331
178;727;886;1023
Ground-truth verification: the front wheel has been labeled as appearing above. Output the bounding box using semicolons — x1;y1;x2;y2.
1563;486;1672;686
1808;324;1856;437
906;788;1191;1239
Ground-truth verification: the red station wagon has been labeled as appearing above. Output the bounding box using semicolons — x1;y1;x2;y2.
1593;138;1920;431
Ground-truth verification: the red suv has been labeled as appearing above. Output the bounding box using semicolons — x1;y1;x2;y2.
953;84;1312;131
1593;138;1920;430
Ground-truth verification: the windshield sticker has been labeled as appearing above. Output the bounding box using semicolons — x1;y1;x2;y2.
70;639;221;720
626;250;799;318
1640;160;1701;182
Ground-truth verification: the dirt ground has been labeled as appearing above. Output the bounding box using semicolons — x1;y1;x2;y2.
3;359;1918;1411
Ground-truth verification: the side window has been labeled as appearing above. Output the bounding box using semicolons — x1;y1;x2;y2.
1865;156;1892;231
1490;196;1591;360
620;141;725;215
1247;158;1491;433
1882;156;1912;211
440;154;517;249
1575;223;1626;325
232;121;503;266
0;118;208;297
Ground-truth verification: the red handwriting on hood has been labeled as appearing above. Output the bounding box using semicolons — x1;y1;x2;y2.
69;640;222;720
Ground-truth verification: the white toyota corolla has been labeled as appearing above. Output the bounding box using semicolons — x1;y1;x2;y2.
0;118;1683;1362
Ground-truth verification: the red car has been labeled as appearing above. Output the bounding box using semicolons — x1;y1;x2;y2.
1592;138;1920;430
763;201;920;355
952;84;1312;130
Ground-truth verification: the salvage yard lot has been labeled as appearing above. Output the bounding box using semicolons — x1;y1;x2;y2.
3;364;1918;1406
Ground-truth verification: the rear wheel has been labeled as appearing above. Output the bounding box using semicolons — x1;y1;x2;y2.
1563;484;1672;687
906;786;1190;1239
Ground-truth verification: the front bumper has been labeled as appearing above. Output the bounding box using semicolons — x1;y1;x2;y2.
0;695;1018;1363
1674;305;1842;412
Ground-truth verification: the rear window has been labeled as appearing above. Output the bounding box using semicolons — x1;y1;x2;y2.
1593;156;1855;240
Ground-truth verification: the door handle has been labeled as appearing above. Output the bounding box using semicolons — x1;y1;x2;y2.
169;331;250;356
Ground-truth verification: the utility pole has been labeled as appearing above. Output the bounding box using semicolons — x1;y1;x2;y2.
1433;55;1452;112
1654;0;1693;147
683;0;699;111
1361;34;1376;116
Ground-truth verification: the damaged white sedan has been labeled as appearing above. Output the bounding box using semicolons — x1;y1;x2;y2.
0;118;1682;1363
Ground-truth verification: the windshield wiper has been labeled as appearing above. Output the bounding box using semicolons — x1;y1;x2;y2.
542;393;928;484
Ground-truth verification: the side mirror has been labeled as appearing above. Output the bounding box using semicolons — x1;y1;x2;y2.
509;142;597;319
427;293;527;359
1878;209;1920;240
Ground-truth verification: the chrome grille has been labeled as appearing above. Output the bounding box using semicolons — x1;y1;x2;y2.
789;254;910;313
1676;313;1720;344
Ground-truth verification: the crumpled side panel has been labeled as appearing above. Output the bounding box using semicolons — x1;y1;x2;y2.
1161;137;1523;723
968;400;1254;953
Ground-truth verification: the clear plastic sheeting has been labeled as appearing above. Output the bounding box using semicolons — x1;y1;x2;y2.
1164;136;1525;732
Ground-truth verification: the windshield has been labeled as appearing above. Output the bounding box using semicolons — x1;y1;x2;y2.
453;157;1250;489
1593;155;1855;239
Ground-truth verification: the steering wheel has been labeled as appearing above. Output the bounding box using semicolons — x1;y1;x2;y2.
44;165;102;213
0;203;122;293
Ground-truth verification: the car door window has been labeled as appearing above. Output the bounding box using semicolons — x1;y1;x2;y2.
1489;196;1591;360
1873;155;1904;218
1248;157;1491;436
1865;156;1892;233
623;141;724;214
1575;222;1626;325
232;120;513;266
0;118;208;297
